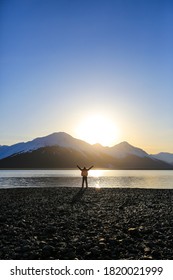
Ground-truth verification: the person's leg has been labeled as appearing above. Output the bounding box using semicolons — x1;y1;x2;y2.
85;177;88;188
82;177;84;188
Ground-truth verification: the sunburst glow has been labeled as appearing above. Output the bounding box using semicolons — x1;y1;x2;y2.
75;114;119;146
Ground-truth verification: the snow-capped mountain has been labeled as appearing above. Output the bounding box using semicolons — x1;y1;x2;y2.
0;132;149;160
0;132;172;169
0;132;92;160
151;153;173;165
104;141;149;158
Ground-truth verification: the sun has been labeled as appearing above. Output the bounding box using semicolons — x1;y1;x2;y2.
75;114;119;146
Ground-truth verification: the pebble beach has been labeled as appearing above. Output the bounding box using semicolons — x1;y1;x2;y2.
0;187;173;260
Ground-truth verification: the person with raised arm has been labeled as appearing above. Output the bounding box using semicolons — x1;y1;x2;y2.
77;165;94;188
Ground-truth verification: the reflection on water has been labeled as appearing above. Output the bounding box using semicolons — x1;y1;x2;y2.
0;170;173;189
95;178;101;189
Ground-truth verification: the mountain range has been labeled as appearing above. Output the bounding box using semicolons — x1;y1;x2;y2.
0;132;173;169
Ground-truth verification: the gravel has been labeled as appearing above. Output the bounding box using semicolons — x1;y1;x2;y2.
0;187;173;259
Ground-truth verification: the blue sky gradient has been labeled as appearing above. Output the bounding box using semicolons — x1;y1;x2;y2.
1;0;173;153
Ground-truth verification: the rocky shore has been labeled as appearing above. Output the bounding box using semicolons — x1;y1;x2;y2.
0;187;173;259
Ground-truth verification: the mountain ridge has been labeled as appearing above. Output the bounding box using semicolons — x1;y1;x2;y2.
0;132;172;169
151;152;173;165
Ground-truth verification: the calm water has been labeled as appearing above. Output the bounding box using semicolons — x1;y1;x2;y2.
0;169;173;189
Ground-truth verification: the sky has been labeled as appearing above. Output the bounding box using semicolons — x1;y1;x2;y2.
1;0;173;153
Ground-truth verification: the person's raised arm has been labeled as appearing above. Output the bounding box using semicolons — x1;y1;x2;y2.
88;165;94;170
77;165;82;170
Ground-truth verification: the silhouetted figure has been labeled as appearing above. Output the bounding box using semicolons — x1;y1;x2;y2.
77;165;94;188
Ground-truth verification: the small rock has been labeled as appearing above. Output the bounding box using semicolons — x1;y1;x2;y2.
99;242;106;249
128;228;139;236
99;237;106;242
143;255;153;260
144;247;151;254
42;245;55;257
91;246;100;256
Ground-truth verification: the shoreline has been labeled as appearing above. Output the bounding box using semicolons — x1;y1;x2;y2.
0;187;173;260
0;186;173;190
